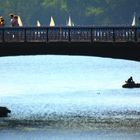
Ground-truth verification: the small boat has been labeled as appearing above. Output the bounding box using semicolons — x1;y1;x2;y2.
0;107;11;117
37;20;41;27
18;16;23;27
49;16;55;27
67;16;74;27
122;82;140;88
132;12;136;26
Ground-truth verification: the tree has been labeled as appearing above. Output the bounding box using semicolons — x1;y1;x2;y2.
0;0;140;26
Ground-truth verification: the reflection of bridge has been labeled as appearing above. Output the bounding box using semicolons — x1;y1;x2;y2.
0;26;140;61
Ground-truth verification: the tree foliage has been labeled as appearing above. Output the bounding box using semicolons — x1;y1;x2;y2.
0;0;140;26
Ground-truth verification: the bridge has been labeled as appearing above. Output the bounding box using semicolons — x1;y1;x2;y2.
0;26;140;61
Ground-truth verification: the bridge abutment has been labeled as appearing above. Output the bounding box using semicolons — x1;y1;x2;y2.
0;42;139;61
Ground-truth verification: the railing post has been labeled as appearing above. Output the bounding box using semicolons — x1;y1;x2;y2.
59;27;62;41
91;27;93;43
134;27;137;42
68;28;71;42
24;28;27;42
46;27;48;42
2;28;5;43
113;27;115;42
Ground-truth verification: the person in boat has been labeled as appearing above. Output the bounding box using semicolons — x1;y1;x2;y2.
126;76;135;84
0;16;5;27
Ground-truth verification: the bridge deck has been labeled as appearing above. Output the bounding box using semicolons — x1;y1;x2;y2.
0;26;140;61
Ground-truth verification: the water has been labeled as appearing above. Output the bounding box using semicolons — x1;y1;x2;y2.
0;55;140;139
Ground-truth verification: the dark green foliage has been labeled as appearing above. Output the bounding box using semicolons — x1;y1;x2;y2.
0;0;140;26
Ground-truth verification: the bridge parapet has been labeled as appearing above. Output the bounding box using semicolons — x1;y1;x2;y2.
0;26;139;43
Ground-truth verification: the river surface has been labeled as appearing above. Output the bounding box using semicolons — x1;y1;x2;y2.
0;55;140;140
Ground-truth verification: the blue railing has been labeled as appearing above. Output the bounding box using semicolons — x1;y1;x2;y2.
0;26;140;43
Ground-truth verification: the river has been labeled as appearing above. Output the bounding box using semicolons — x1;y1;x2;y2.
0;55;140;140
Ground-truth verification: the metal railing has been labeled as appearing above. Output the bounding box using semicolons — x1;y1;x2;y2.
0;26;140;43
